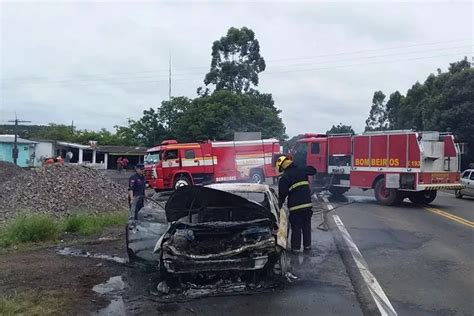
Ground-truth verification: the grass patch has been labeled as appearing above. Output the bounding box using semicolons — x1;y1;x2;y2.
0;215;60;247
0;295;55;316
0;212;127;248
64;212;127;235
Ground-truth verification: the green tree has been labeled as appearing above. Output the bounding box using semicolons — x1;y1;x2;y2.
326;123;355;134
365;91;388;131
385;91;403;129
118;108;166;147
121;27;286;146
368;57;473;168
203;27;266;93
175;90;286;142
38;124;75;142
158;97;192;133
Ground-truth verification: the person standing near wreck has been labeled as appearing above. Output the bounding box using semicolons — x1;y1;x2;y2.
276;155;316;253
128;163;146;220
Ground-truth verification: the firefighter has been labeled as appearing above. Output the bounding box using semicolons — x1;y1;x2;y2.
276;155;316;253
128;163;146;220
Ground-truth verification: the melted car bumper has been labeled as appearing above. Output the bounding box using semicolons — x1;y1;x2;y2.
163;255;269;273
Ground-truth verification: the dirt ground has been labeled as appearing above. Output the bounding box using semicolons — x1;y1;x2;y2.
0;227;138;315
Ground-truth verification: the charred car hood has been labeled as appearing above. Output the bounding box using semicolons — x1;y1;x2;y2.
165;186;276;222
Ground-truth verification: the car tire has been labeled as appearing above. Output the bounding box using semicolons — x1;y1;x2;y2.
374;178;398;206
250;169;265;184
266;249;289;277
173;176;190;190
455;190;463;199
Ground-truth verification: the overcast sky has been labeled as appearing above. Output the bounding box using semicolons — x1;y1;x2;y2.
1;0;472;137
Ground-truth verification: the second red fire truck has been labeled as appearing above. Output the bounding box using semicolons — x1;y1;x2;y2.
292;130;463;205
144;138;281;190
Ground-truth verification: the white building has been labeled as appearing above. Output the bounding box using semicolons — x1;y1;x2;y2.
32;139;146;169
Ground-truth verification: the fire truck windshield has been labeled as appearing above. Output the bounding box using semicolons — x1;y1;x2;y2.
144;151;161;164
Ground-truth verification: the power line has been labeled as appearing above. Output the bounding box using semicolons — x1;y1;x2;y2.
262;51;473;75
1;38;471;83
0;50;470;90
267;45;471;69
268;38;473;63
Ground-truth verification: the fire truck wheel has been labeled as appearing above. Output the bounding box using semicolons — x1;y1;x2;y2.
374;178;398;206
409;190;437;204
250;170;265;184
173;176;191;190
329;186;349;196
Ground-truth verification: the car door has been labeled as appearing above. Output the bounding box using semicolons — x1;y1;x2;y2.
467;171;474;196
460;171;470;196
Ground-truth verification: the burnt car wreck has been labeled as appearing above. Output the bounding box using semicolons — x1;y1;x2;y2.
154;184;289;277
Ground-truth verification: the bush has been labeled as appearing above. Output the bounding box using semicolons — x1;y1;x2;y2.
0;215;60;245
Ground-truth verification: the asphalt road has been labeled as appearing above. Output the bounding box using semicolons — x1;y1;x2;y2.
329;189;474;315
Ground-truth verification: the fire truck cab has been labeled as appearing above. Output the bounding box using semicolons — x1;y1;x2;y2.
292;131;463;205
144;139;281;190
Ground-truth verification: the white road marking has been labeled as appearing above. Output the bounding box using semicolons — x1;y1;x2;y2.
321;196;335;211
333;214;397;316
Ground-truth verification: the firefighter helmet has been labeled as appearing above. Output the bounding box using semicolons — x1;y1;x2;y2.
275;155;293;172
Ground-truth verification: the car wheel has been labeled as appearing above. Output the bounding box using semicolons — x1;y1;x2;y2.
455;190;463;199
374;178;398;206
173;176;190;190
269;249;289;277
250;170;264;184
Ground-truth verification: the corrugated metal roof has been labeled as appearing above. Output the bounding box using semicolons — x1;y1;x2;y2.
96;145;147;154
0;135;38;144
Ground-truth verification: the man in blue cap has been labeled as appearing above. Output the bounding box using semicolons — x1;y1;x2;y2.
128;163;146;219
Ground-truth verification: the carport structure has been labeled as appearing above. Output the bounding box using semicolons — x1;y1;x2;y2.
95;145;147;169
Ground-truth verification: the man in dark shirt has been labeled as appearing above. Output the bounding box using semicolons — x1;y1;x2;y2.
128;163;146;220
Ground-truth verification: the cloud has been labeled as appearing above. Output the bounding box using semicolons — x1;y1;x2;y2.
1;1;472;136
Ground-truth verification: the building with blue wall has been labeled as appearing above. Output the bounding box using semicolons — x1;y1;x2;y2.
0;135;37;167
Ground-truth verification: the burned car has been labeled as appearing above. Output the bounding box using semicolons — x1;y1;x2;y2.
153;183;289;276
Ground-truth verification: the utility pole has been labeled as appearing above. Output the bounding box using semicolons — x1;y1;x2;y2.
7;115;31;166
168;51;172;103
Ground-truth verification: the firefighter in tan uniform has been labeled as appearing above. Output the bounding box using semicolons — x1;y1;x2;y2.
276;156;316;253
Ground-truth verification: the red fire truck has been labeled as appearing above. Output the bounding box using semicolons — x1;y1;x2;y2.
292;131;463;205
144;139;281;190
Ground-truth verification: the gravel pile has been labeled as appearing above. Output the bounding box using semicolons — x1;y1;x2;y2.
0;164;128;224
0;161;25;181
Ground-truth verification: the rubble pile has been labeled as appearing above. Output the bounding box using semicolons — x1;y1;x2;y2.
0;161;25;181
0;164;128;224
